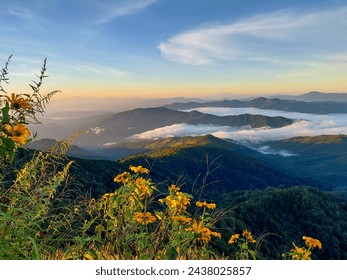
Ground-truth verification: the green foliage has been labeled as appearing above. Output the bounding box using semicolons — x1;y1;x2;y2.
263;136;347;189
218;187;347;259
0;139;75;259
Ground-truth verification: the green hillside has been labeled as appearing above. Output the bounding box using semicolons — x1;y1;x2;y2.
115;135;326;198
10;136;347;259
261;135;347;191
15;136;315;197
216;187;347;259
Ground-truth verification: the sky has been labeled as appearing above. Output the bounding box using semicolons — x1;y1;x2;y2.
1;0;347;99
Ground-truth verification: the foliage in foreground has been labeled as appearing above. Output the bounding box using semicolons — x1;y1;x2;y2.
1;155;322;260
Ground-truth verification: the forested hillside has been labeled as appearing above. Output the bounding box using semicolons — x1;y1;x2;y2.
216;187;347;259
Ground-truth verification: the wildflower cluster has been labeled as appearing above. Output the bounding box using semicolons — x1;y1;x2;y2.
185;220;221;243
282;236;322;260
196;201;216;209
69;167;224;260
0;56;58;176
303;236;322;250
227;229;257;260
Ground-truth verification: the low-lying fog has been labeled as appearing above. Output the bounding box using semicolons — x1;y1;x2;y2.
131;107;347;143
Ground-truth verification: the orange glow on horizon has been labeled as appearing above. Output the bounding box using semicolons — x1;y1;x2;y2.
54;82;347;100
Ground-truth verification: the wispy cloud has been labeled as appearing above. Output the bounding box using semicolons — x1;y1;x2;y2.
69;64;130;78
158;7;347;65
7;6;47;25
255;146;296;157
93;0;158;24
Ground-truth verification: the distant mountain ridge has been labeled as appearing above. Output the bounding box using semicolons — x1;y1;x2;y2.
24;138;103;159
165;96;347;114
270;91;347;102
74;107;293;147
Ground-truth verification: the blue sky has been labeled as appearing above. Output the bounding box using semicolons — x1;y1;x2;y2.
1;0;347;98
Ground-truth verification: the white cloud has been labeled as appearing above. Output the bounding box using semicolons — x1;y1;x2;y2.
129;123;238;140
255;146;296;157
93;0;158;24
91;127;105;135
129;107;347;143
104;142;117;146
158;7;347;65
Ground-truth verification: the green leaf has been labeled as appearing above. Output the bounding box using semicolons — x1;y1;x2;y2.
125;207;136;221
1;101;10;124
88;248;99;260
139;253;151;260
95;224;106;239
0;135;16;162
1;136;15;150
166;247;178;260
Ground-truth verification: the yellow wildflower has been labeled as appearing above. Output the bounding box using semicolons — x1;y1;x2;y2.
129;165;149;174
114;171;130;183
185;220;221;243
165;196;180;209
5;123;31;146
165;191;191;212
172;215;192;224
196;201;205;207
290;243;312;260
210;231;222;239
228;233;240;244
242;229;256;243
176;192;190;210
303;236;322;250
6;93;32;110
154;211;165;221
196;201;216;209
168;184;180;192
207;203;216;209
185;220;203;233
135;177;153;197
134;212;157;224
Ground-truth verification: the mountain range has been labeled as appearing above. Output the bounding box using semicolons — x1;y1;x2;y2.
25;92;347;193
270;91;347;102
165;96;347;114
47;107;293;147
26;134;346;196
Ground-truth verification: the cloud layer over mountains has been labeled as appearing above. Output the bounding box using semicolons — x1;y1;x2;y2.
130;107;347;143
